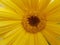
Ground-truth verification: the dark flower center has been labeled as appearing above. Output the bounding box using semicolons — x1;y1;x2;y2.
28;16;40;26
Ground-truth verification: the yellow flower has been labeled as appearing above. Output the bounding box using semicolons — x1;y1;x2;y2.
0;0;60;45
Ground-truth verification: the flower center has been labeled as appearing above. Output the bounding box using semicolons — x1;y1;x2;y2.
28;16;40;26
22;13;46;33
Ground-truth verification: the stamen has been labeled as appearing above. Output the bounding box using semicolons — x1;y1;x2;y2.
22;13;46;33
28;16;40;26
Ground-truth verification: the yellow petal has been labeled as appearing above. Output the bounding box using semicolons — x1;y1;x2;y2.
10;0;50;11
46;5;60;23
0;22;20;36
41;21;60;45
15;33;29;45
0;21;19;27
1;0;24;14
11;0;39;11
45;29;60;45
47;11;60;22
38;0;50;12
36;32;49;45
44;0;60;14
9;31;26;45
11;0;30;11
0;8;23;20
0;38;6;45
43;0;60;23
45;22;60;34
28;34;34;45
3;24;25;45
42;29;60;45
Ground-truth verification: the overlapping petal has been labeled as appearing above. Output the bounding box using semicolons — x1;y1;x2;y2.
2;0;50;12
44;0;60;22
35;32;49;45
0;7;22;20
42;21;60;45
43;1;60;43
42;29;60;45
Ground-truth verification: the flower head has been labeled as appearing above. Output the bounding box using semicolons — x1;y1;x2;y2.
0;0;60;45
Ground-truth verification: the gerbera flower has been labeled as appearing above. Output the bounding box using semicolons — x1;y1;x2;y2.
0;0;60;45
